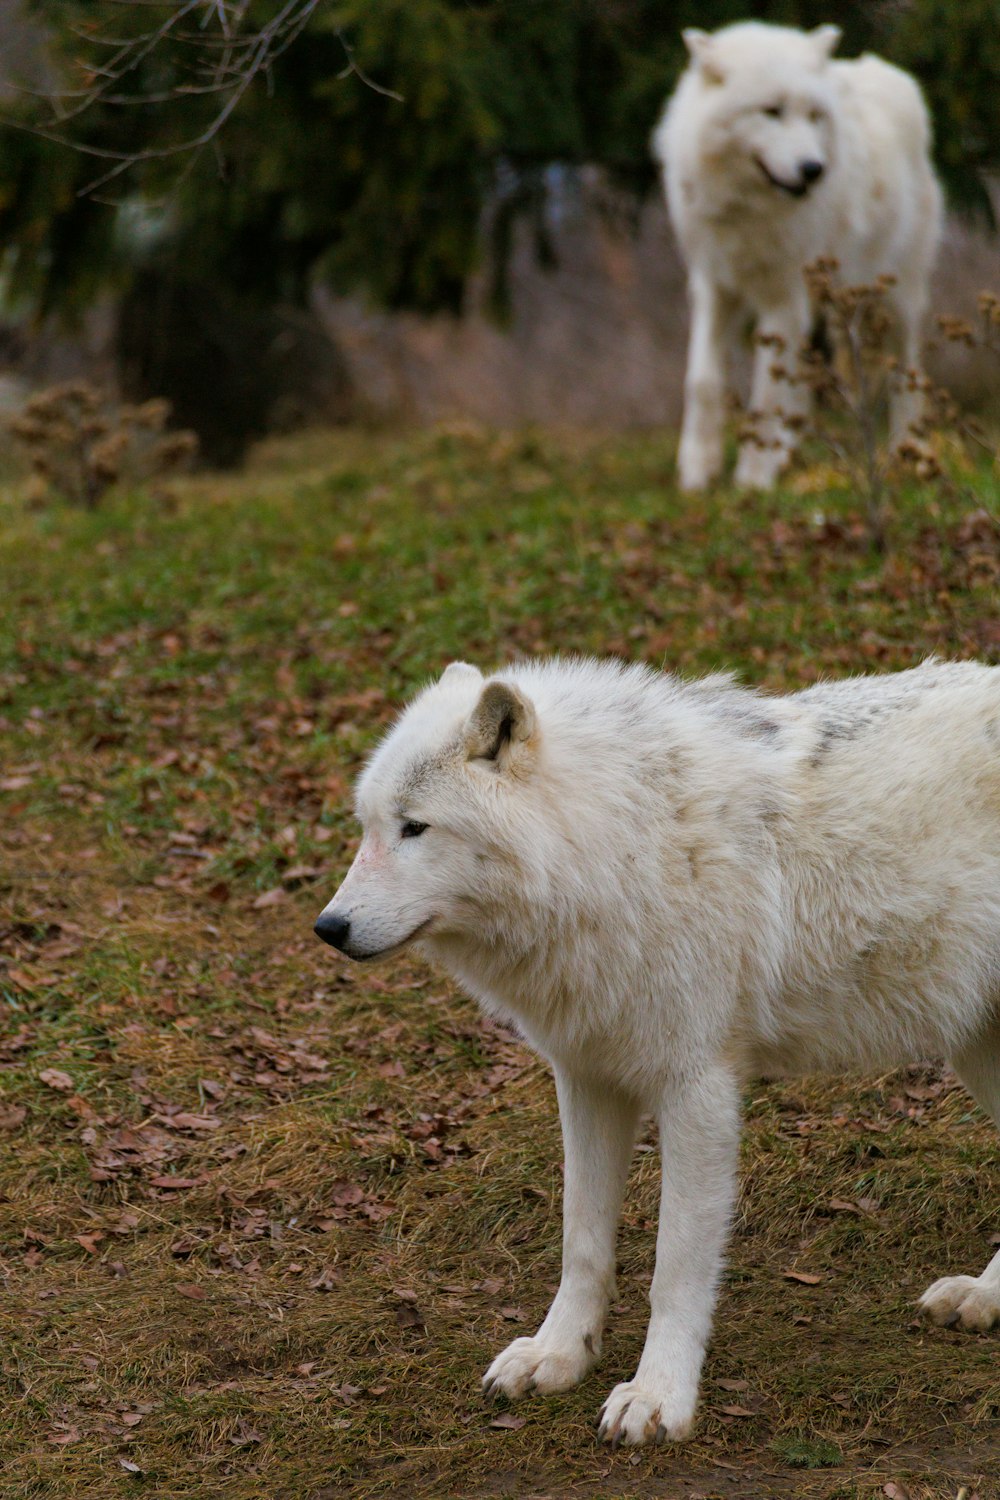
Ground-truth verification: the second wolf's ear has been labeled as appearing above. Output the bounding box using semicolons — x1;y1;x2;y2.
682;28;725;85
465;681;537;768
810;24;841;61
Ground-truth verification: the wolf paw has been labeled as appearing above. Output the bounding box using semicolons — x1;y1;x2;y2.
482;1333;597;1401
734;446;786;492
597;1379;695;1447
677;434;724;493
919;1274;1000;1332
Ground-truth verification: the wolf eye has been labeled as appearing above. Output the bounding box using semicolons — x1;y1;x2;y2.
401;820;428;839
763;103;784;118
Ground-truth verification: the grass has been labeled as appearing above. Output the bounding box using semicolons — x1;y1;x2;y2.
0;425;998;1499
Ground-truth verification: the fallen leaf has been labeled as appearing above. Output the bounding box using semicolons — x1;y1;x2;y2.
119;1459;142;1474
715;1378;749;1392
230;1421;263;1446
166;1112;221;1132
883;1484;911;1500
148;1175;203;1190
252;887;286;909
176;1283;207;1300
309;1266;339;1291
0;1105;26;1129
281;864;322;888
39;1068;74;1092
718;1404;755;1418
395;1300;425;1330
783;1270;824;1285
489;1414;526;1431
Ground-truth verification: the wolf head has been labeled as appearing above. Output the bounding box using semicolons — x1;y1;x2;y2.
679;21;840;200
314;662;542;962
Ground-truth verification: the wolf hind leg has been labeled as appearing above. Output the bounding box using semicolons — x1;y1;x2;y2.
919;1015;1000;1332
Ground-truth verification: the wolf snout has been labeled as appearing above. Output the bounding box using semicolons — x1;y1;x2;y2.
800;158;825;185
314;911;351;951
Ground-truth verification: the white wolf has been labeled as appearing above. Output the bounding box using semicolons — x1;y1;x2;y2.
315;657;1000;1446
653;21;943;492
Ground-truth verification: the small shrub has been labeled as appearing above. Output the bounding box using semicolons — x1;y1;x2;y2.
741;259;964;550
7;381;198;507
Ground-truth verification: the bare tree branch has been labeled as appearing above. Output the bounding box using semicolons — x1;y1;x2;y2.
0;1;403;197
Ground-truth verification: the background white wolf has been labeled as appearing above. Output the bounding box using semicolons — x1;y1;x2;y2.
653;21;943;492
315;657;1000;1447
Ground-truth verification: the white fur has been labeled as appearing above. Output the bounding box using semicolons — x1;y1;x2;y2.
317;656;1000;1445
652;22;943;491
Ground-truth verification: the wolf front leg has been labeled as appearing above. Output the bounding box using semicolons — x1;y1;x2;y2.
734;292;812;491
677;277;737;492
920;1022;1000;1331
887;285;931;457
483;1070;639;1400
598;1062;741;1446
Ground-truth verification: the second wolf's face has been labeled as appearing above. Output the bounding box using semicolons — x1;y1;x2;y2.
685;24;840;200
314;664;539;962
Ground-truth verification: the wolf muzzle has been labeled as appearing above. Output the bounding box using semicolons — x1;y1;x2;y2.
314;912;351;951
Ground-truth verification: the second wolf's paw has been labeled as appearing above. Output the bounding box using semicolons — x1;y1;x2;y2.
677;447;722;493
482;1333;597;1401
919;1274;1000;1332
733;446;785;492
597;1378;696;1447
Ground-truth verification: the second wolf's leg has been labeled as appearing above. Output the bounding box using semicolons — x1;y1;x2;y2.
483;1070;639;1398
920;1017;1000;1331
734;291;812;490
888;289;929;453
598;1061;742;1445
677;276;737;492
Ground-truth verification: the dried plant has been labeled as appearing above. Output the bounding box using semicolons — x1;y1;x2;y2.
740;259;961;551
935;292;1000;471
7;382;198;507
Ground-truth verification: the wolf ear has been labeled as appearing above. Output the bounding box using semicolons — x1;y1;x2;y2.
442;660;483;684
810;24;841;61
682;28;725;85
465;680;537;767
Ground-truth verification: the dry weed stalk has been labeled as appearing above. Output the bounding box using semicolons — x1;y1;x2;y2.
8;381;198;507
742;258;956;551
936;291;1000;470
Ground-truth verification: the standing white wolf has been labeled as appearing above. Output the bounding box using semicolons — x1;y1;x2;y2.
315;656;1000;1446
653;22;943;491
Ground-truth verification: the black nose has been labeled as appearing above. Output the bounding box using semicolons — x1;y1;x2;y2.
314;912;351;951
801;159;824;184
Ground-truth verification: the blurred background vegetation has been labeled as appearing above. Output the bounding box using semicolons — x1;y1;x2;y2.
0;1;998;461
